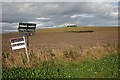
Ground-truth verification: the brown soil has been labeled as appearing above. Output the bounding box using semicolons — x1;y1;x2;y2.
2;27;118;52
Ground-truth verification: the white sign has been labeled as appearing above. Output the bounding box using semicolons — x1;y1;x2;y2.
10;37;26;50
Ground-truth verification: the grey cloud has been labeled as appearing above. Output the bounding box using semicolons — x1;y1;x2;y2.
1;0;119;2
2;2;118;32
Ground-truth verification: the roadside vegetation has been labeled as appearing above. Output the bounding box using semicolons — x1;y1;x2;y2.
2;54;118;79
2;43;119;79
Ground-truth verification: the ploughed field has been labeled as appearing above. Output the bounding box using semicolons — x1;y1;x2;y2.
2;27;118;53
2;27;119;78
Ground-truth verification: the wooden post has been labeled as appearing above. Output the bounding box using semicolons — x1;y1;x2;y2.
26;35;29;47
23;36;30;63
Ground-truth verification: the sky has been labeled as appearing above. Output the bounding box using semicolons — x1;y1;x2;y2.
1;1;119;33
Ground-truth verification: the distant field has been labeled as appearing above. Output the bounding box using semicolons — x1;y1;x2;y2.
2;27;119;78
36;26;118;32
2;27;118;51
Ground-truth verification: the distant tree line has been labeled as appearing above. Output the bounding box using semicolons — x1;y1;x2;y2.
67;25;77;27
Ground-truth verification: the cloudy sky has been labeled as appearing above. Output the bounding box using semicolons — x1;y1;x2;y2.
1;1;119;33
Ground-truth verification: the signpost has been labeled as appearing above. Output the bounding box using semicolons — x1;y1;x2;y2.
10;36;29;63
10;22;36;63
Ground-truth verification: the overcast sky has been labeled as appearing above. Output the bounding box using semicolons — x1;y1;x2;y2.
1;2;119;33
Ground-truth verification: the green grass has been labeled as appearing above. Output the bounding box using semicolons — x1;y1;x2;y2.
2;54;118;79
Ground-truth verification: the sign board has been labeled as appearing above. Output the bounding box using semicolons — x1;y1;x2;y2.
18;23;36;36
10;37;26;50
18;22;36;47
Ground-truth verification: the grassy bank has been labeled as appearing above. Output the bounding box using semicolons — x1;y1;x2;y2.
2;54;118;79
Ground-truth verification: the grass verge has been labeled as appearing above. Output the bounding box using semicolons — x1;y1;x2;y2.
2;54;118;79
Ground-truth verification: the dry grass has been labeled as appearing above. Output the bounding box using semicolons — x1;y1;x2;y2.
2;43;118;68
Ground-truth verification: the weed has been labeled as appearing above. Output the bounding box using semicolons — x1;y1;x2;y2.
63;49;78;60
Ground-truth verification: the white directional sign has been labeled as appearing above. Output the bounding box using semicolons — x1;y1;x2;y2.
10;37;26;50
